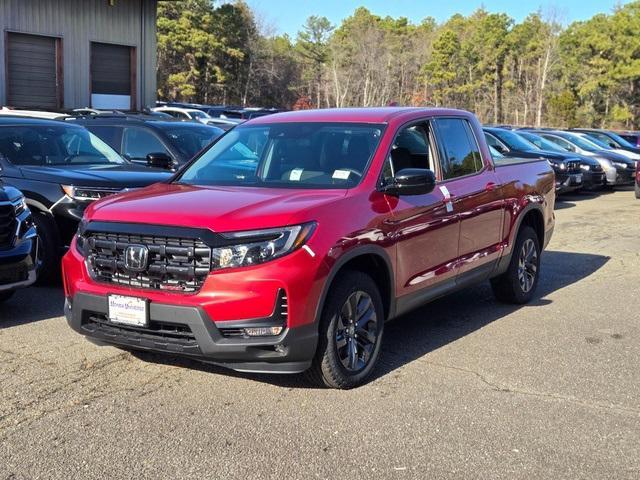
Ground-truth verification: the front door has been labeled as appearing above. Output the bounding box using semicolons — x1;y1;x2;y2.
383;121;460;304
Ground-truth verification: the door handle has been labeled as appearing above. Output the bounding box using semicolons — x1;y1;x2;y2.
485;182;497;192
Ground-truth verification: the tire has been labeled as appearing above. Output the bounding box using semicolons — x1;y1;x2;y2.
307;270;384;389
0;291;15;303
491;226;541;304
635;183;640;199
31;212;60;285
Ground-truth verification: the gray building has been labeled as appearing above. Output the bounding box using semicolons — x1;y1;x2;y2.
0;0;160;111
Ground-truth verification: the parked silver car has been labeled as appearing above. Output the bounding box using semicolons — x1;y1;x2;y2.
530;130;636;186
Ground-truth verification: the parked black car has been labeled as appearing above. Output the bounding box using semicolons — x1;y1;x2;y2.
517;130;606;191
72;115;224;170
0;183;37;302
483;127;584;193
0;116;172;280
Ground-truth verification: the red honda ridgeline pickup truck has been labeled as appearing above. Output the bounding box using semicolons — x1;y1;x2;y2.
62;108;555;388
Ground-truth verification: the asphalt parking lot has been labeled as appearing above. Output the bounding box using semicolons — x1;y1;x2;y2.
1;189;639;479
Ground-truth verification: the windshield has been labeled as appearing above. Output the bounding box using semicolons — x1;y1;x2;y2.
606;131;636;148
176;122;384;189
0;125;125;166
519;132;566;152
491;129;538;151
581;134;614;150
158;124;224;158
560;132;602;152
189;111;209;119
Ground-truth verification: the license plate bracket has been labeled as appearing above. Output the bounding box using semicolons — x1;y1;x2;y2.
108;295;148;327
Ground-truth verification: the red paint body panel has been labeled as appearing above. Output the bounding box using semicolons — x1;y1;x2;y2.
63;108;555;362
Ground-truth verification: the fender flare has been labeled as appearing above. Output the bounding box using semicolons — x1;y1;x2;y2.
496;200;545;275
312;244;396;328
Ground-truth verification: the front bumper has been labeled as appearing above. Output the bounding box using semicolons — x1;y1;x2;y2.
65;292;318;373
555;172;583;194
0;223;38;293
581;170;606;190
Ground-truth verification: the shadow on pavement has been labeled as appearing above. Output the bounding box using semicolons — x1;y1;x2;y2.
0;286;65;328
129;250;610;388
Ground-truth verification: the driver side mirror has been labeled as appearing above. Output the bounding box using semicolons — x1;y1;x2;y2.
382;168;436;196
146;152;175;171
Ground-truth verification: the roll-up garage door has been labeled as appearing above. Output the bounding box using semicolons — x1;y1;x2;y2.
91;42;134;110
6;32;60;109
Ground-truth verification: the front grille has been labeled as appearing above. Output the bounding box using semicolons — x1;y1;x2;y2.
85;231;212;293
567;160;581;174
82;312;201;355
0;203;16;250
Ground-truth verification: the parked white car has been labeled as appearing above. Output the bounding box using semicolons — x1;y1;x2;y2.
0;107;69;120
151;106;215;124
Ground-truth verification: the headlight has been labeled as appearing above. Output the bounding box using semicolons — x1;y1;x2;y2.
212;223;316;270
613;162;628;169
580;164;590;171
62;185;121;202
558;163;567;170
12;196;27;215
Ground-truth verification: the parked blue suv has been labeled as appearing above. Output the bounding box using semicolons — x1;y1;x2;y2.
0;183;38;303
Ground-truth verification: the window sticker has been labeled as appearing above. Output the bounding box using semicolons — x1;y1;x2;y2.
290;168;304;181
332;169;351;180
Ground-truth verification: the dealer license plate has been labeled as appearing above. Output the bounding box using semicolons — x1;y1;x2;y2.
108;295;148;327
572;174;582;184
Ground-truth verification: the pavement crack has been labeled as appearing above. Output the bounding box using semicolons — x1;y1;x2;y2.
423;361;640;417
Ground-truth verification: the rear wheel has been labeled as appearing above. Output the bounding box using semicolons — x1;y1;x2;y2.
31;212;59;285
0;291;15;303
307;271;384;389
491;226;541;304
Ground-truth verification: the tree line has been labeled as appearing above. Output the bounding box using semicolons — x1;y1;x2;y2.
157;0;640;129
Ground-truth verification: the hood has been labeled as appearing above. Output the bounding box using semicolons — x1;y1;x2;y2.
593;151;636;165
0;184;23;203
87;182;348;232
507;148;575;163
18;164;172;188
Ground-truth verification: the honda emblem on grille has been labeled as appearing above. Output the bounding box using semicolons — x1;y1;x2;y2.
124;244;149;272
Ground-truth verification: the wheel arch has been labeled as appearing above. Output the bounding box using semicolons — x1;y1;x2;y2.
314;246;395;328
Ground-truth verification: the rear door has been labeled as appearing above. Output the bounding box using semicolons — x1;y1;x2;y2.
432;118;505;283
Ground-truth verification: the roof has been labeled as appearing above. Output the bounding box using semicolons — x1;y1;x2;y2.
245;107;470;125
72;117;221;130
0;116;80;127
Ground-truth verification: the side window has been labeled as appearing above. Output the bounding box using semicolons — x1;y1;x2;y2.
122;127;170;160
434;118;483;180
86;126;122;152
544;135;573;152
382;123;433;184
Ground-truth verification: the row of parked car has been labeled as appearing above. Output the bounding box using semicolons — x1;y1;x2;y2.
483;127;640;195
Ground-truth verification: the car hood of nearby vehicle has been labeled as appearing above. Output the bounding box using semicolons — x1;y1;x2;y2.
591;151;636;165
86;182;348;232
18;164;172;188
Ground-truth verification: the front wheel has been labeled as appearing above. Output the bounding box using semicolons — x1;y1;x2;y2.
491;226;541;304
307;271;384;389
31;212;60;285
